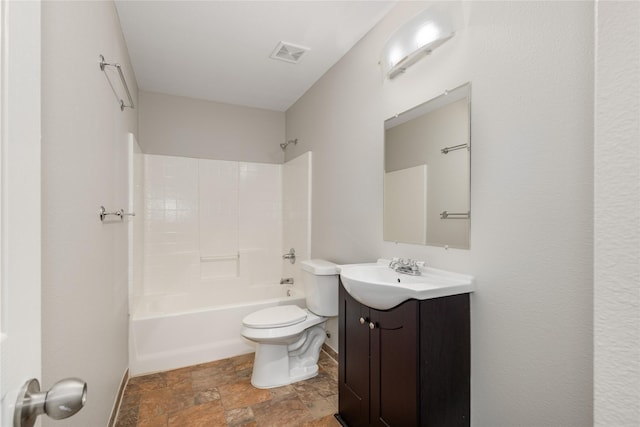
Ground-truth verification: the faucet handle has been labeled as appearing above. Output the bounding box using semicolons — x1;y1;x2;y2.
407;259;424;272
388;258;424;273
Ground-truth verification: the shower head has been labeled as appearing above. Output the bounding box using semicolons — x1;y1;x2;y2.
280;139;298;151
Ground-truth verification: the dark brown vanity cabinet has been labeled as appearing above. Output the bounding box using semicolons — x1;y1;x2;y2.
337;280;470;427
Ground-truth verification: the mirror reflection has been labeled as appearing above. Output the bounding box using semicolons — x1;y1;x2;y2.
384;83;471;249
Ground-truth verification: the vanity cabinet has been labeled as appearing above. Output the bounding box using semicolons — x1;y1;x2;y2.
337;280;470;427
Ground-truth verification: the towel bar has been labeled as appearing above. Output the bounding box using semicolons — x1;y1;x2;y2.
99;54;135;111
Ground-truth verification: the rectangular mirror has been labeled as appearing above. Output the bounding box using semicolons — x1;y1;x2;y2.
384;83;471;249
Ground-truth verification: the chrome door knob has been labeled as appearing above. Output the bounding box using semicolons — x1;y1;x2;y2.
369;321;376;330
359;317;365;325
14;378;87;427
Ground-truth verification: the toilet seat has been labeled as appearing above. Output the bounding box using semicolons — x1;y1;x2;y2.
242;305;307;329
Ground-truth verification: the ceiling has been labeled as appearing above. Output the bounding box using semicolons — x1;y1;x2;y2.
115;1;396;112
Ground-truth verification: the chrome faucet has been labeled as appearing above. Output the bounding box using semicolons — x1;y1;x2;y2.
282;248;296;264
389;257;424;276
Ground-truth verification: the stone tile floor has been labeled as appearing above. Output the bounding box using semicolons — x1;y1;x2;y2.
115;351;341;427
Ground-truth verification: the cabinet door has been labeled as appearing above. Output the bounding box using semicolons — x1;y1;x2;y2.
339;282;370;427
370;300;419;427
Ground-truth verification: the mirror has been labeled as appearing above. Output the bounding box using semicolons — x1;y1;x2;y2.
384;83;470;249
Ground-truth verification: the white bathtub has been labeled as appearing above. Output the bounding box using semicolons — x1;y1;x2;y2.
129;286;305;375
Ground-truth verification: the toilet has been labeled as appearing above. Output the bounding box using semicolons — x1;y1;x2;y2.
241;259;339;389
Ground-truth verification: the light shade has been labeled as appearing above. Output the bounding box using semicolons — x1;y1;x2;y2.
381;6;455;79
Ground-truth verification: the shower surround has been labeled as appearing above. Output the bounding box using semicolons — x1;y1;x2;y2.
129;151;312;375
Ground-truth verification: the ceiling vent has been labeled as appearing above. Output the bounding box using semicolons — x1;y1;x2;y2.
270;41;309;64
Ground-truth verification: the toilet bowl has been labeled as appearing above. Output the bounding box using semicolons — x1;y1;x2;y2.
241;259;339;389
241;305;327;388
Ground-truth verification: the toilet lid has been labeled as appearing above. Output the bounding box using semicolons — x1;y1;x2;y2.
242;305;308;329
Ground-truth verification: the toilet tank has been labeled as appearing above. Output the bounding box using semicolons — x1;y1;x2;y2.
300;259;339;317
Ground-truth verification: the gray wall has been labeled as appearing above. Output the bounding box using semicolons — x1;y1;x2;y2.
286;1;593;425
41;1;137;425
138;91;285;163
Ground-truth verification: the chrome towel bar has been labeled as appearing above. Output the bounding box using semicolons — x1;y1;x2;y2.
440;211;470;219
441;143;469;154
99;54;135;111
99;206;135;222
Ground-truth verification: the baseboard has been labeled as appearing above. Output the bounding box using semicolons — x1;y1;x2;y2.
108;368;129;427
322;343;338;362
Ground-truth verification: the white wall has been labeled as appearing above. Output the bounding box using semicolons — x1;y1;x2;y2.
143;155;200;295
238;161;284;285
141;155;283;296
594;1;640;425
282;152;313;297
41;1;138;425
138;91;285;163
129;136;145;307
286;1;594;425
281;152;316;338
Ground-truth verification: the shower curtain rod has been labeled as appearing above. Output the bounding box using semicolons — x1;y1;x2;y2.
280;138;298;151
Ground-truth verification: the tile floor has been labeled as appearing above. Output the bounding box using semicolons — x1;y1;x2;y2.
115;351;341;427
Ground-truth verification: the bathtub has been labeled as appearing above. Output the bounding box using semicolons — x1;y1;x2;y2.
129;286;305;375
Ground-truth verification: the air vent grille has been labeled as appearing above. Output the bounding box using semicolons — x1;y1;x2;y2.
270;41;309;64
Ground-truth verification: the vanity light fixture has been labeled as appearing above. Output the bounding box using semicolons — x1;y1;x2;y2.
381;6;455;79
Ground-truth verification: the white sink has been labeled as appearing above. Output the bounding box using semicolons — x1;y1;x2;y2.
338;259;473;310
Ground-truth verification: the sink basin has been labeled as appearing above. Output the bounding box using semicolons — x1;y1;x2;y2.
338;259;473;310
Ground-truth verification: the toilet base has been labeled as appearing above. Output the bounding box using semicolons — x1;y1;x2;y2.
250;325;326;389
251;349;319;389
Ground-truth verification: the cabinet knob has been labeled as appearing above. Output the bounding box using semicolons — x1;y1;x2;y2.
369;321;376;330
359;317;366;325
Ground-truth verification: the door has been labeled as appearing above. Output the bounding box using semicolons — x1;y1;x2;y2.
0;0;43;424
